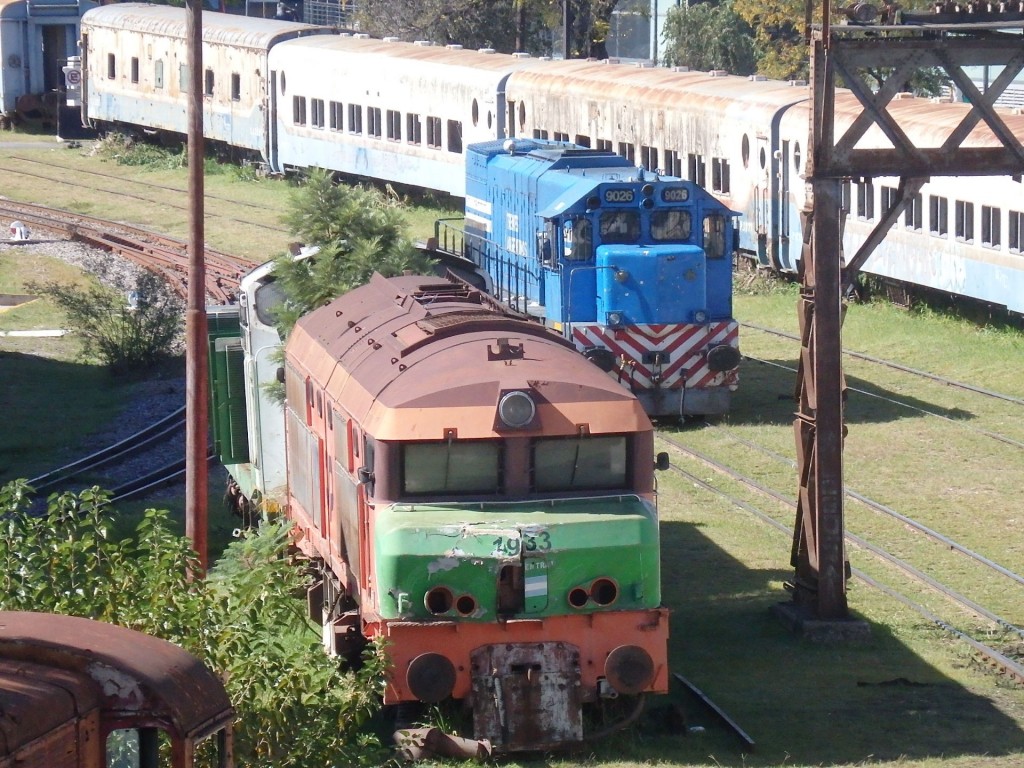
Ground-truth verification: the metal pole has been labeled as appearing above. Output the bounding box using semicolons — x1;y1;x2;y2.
185;0;208;574
563;0;571;58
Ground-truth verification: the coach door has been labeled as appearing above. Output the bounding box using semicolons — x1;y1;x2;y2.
776;139;791;270
754;135;771;266
268;70;280;172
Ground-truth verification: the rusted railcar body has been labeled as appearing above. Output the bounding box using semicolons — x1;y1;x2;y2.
0;660;101;768
0;612;234;768
80;3;325;159
282;273;669;752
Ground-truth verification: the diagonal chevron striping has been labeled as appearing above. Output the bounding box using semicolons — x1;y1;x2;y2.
572;322;739;391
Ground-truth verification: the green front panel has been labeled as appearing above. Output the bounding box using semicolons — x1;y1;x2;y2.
209;336;249;464
374;496;660;621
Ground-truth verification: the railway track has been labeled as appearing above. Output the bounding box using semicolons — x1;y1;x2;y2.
743;354;1024;452
26;408;196;503
743;322;1024;408
0;200;256;303
657;431;1024;686
3;154;290;235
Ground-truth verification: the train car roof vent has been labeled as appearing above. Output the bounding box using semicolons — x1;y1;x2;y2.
414;40;433;46
512;51;531;58
382;36;400;42
353;33;371;39
672;66;690;73
632;61;652;68
709;69;728;77
893;91;915;100
789;79;807;86
749;74;768;82
446;44;464;50
478;47;496;54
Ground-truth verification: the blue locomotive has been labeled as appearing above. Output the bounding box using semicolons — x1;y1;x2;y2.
456;138;741;417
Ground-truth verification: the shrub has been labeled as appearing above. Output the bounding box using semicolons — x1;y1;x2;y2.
0;481;390;767
27;270;182;374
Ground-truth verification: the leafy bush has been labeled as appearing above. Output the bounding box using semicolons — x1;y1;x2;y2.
26;270;182;374
0;481;390;767
93;132;186;170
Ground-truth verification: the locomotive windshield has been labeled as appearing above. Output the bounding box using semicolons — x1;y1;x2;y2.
402;440;501;495
533;435;627;491
651;208;692;242
599;210;641;243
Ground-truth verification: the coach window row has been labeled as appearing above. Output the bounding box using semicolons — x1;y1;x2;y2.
529;130;732;194
289;95;462;153
106;54;242;102
849;180;1024;253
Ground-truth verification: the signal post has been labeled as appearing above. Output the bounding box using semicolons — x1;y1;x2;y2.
780;3;1024;633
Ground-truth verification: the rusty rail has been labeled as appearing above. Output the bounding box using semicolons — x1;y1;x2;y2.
0;200;256;303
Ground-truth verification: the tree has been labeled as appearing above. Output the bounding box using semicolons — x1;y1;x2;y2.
354;0;555;53
26;270;182;374
662;0;757;76
353;0;629;59
270;169;435;336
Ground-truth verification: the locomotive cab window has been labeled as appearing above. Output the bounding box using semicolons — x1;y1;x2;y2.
651;209;691;242
533;435;627;491
563;217;592;261
402;440;501;495
703;214;727;258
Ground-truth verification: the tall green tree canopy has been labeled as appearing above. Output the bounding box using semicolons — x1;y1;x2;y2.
353;0;626;59
661;0;757;76
271;169;435;336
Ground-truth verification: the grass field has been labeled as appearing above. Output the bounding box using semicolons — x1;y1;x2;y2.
1;137;1022;767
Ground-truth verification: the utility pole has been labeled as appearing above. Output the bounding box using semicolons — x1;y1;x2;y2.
185;0;208;574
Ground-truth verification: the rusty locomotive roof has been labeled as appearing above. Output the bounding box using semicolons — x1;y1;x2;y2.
0;659;101;758
0;612;233;742
287;273;650;440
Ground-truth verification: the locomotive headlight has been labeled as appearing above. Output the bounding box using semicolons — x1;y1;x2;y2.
693;309;708;323
607;311;624;328
707;343;742;372
498;390;536;428
604;645;655;695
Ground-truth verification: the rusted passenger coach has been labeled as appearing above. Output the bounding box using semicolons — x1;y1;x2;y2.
80;3;325;159
0;611;233;768
282;273;669;752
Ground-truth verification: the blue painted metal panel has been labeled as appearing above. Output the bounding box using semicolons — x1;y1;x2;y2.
596;244;707;325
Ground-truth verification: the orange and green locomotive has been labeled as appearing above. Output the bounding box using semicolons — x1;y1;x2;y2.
211;271;670;752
